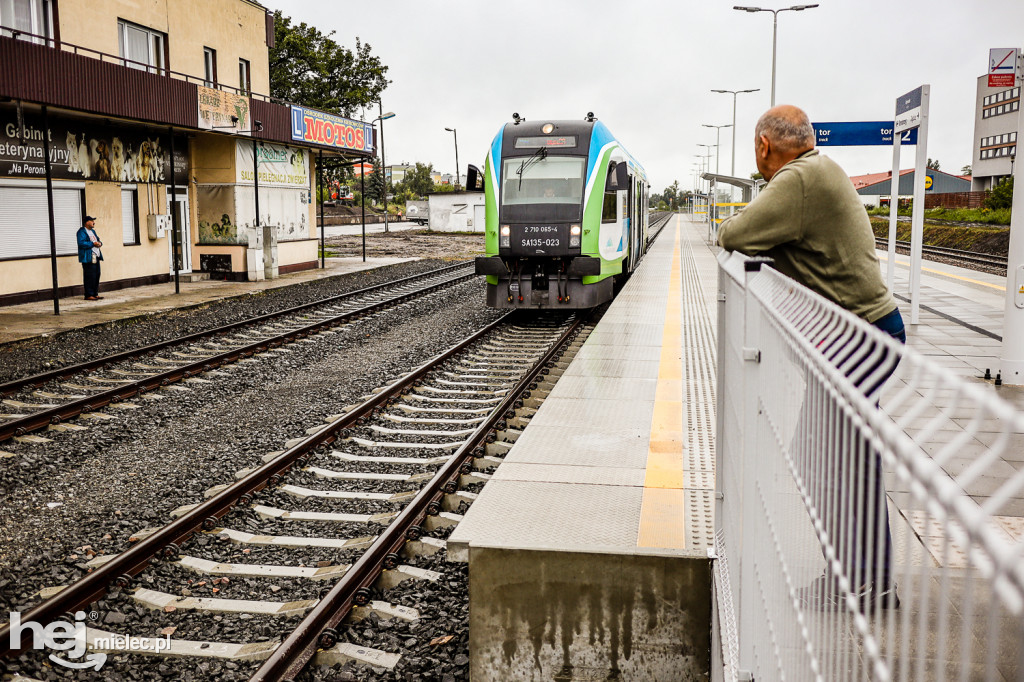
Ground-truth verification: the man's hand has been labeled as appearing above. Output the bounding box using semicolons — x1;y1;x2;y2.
92;240;102;247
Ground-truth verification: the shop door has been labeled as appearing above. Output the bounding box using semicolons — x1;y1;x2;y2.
166;190;192;274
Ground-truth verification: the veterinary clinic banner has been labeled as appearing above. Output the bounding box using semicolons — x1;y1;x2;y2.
289;104;373;153
197;86;251;136
0;107;188;184
236;140;309;188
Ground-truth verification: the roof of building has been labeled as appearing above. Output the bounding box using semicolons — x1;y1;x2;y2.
850;168;972;193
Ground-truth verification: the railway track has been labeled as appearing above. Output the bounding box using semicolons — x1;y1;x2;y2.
875;237;1007;271
0;309;595;680
0;263;476;444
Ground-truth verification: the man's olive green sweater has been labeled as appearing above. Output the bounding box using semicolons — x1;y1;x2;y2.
718;150;896;323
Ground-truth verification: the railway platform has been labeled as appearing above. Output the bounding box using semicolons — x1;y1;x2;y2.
0;256;417;346
450;214;1024;679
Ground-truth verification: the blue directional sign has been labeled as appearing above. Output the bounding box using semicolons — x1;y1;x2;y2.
812;121;918;147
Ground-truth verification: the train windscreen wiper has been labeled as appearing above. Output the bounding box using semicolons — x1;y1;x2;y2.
516;147;547;190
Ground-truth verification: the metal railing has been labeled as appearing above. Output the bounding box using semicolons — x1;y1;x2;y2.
1;25;275;103
714;250;1024;681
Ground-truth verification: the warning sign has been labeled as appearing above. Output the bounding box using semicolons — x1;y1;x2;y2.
988;48;1018;88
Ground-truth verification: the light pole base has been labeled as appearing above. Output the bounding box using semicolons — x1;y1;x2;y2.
998;358;1024;386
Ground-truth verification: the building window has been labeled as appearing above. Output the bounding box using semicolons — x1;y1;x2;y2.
121;187;139;245
118;19;166;74
0;0;53;43
0;183;83;259
238;58;251;95
203;47;217;87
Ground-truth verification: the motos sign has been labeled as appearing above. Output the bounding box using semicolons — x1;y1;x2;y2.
289;105;373;154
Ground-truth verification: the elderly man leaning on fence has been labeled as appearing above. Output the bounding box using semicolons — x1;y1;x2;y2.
718;105;905;610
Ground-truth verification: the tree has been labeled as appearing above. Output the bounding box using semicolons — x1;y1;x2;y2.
394;162;435;198
269;12;389;116
960;164;972;176
984;177;1014;210
926;158;940;171
366;156;386;205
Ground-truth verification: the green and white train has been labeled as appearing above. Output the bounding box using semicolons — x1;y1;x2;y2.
471;114;650;309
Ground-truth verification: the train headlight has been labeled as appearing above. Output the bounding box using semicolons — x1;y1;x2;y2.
569;224;581;247
500;224;511;248
542;123;554;134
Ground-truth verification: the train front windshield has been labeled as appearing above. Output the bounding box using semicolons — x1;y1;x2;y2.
500;156;586;222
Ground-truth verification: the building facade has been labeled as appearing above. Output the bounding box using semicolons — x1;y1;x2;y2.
851;169;971;208
971;74;1020;191
0;0;373;305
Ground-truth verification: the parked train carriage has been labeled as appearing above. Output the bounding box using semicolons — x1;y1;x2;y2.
472;115;650;309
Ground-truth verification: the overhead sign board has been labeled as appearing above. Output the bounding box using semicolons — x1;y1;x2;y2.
289;105;373;154
813;121;917;147
894;86;924;133
989;48;1019;88
197;86;250;136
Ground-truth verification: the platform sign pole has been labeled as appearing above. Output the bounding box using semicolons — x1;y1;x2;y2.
885;133;901;292
908;89;930;325
999;52;1024;385
893;85;929;325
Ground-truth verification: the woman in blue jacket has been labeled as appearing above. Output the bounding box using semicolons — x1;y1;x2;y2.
76;216;103;300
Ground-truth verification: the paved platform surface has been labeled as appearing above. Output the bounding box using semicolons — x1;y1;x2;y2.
0;256;416;346
451;216;718;679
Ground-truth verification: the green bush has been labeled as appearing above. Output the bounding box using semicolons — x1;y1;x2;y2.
984;177;1014;210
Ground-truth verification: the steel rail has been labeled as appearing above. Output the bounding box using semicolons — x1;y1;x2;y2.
0;268;476;443
874;237;1007;269
0;308;516;657
0;263;472;398
249;313;588;681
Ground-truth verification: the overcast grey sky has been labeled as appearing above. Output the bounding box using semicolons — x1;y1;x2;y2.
270;0;1024;193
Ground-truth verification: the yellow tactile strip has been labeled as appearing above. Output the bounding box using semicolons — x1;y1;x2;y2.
637;221;687;550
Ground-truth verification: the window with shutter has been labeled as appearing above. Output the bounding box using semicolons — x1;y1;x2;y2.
0;185;82;260
122;188;139;245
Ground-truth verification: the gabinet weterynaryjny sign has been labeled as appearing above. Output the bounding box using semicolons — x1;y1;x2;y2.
0;106;187;183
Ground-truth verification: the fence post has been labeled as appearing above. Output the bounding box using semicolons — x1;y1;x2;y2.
736;256;772;679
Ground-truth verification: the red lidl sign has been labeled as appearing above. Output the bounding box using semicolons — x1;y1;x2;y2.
290;105;373;153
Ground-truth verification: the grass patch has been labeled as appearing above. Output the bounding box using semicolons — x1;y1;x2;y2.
870;220;1009;253
866;206;1011;225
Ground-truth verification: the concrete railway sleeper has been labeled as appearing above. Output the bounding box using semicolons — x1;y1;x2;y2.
0;308;597;682
0;264;476;444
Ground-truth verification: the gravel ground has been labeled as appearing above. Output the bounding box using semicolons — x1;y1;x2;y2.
0;267;505;679
0;257;460;385
0;231;585;681
325;230;485;263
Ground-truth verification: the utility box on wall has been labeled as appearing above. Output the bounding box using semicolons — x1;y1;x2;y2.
147;214;171;240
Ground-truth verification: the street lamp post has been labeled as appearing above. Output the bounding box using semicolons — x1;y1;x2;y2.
711;88;760;176
375;103;396;233
702;124;732;175
733;5;819;107
444;127;460;191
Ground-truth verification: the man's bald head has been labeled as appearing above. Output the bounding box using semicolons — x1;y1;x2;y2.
753;105;816;181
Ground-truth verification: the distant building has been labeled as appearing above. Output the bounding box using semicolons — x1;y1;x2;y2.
851;169;971;207
971;75;1019;191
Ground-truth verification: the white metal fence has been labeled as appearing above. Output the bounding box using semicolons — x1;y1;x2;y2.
714;250;1024;681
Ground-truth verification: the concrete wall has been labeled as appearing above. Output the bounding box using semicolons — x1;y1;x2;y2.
428;192;485;232
58;0;270;95
469;548;712;679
